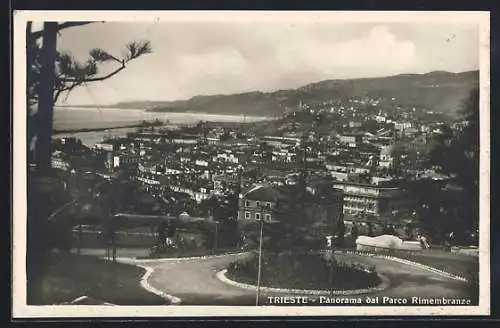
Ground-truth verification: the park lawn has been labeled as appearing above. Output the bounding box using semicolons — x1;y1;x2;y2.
39;252;169;305
387;249;478;280
139;247;240;259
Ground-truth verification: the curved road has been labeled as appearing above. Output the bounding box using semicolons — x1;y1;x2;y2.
120;252;471;305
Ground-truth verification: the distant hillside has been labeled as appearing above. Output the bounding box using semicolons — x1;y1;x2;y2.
101;70;480;118
287;70;479;116
148;92;284;117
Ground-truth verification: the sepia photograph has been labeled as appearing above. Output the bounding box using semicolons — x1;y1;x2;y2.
12;10;490;317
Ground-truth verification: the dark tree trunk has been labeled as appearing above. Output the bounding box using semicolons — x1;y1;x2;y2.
27;21;35;166
26;175;48;304
26;23;59;304
34;22;58;172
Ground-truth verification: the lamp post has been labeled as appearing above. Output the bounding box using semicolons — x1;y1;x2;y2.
256;216;264;306
214;220;220;253
326;236;334;291
111;228;117;263
77;224;82;255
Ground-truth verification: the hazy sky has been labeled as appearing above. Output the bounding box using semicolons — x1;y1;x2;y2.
46;21;479;105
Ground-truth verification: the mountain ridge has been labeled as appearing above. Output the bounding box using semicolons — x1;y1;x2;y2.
60;70;479;117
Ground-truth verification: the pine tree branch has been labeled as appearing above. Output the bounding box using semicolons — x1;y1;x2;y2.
29;21;152;104
59;62;126;83
57;22;99;31
53;80;85;103
30;21;102;39
57;41;151;85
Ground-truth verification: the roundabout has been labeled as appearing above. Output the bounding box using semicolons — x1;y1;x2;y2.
215;267;391;296
117;250;474;305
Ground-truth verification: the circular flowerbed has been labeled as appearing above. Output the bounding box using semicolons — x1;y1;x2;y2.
226;252;381;291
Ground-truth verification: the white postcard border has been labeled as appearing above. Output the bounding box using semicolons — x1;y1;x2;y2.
12;10;491;318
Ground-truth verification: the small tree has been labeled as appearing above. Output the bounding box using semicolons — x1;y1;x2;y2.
268;186;319;253
336;218;346;246
351;223;359;246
